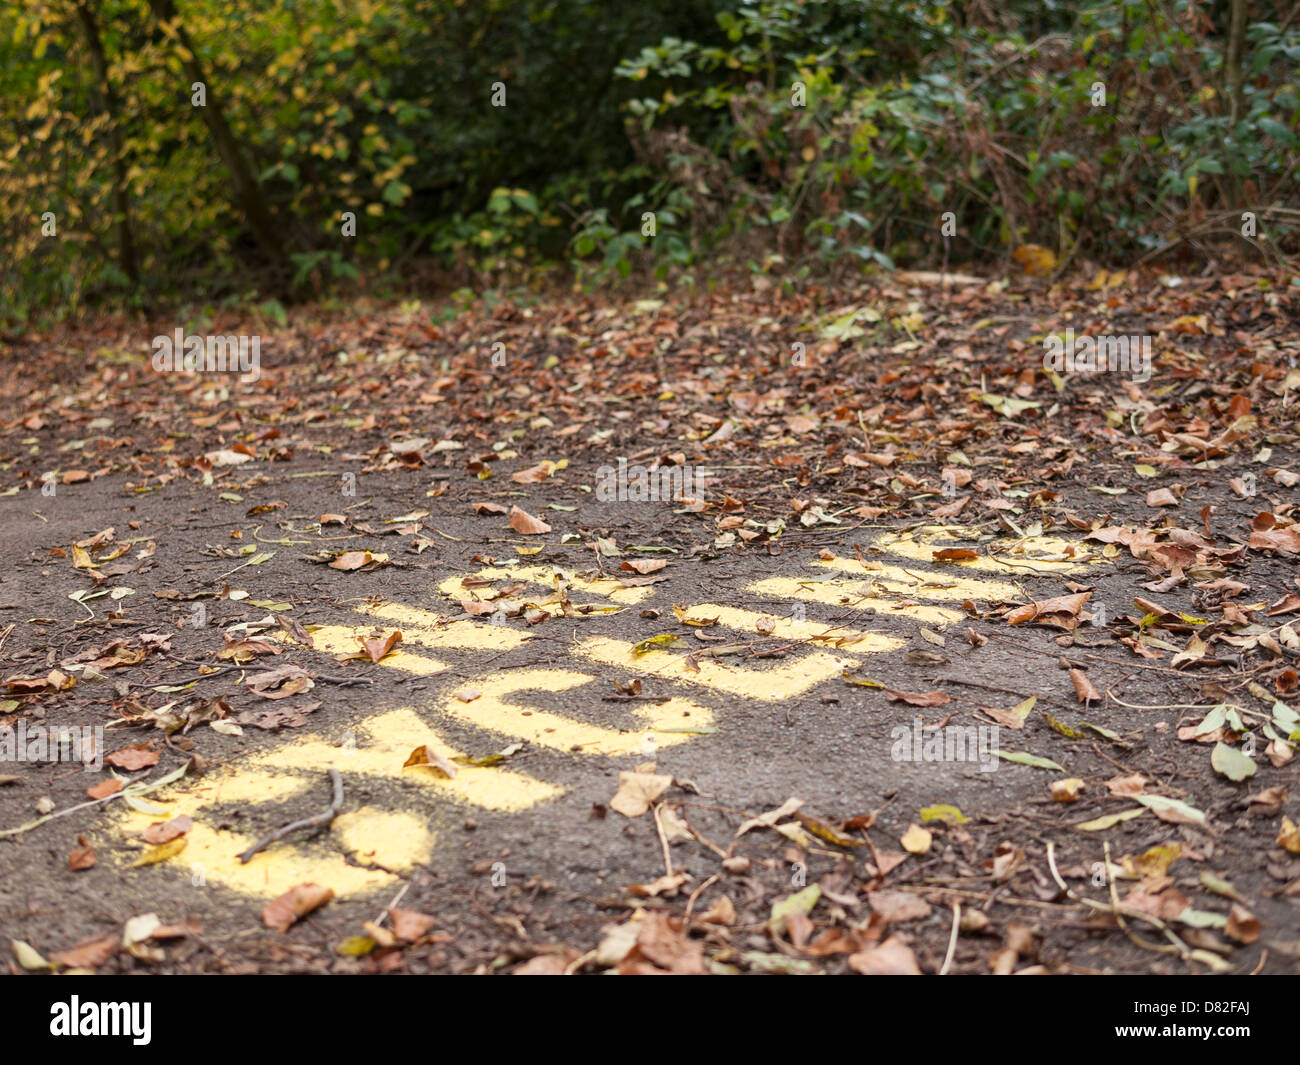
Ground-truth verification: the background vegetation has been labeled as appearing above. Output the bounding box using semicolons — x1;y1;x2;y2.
2;0;1297;323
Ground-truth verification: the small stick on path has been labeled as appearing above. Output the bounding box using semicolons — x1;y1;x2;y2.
239;769;344;864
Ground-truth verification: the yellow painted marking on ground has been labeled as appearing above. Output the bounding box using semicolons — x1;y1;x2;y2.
436;565;655;605
112;705;560;897
333;808;435;871
577;636;871;700
746;576;964;625
874;533;1090;574
178;765;316;806
359;603;530;650
116;777;400;897
295;625;449;674
812;559;1025;601
676;604;904;647
255;707;561;811
109;534;1095;901
438;668;712;755
744;531;1095;623
177;822;396;897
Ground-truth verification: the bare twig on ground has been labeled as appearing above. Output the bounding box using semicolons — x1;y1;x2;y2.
239;768;344;863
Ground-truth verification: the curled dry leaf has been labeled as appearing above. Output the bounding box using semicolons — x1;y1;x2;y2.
105;743;161;771
1050;778;1086;803
246;664;315;699
68;835;96;871
86;778;122;800
50;935;118;970
403;744;458;778
218;637;282;663
511;461;557;484
328;550;377;571
142;815;193;845
357;630;402;663
932;548;979;562
700;894;735;926
1006;592;1091;626
1277;816;1300;854
626;871;691;898
509;506;551;535
847;935;923;975
1105;773;1147;796
609;769;673;817
1224;904;1261;945
388;908;437;943
620;558;666;575
735;796;803;837
867;890;931;924
262;883;334;934
900;823;932;854
1069;668;1102;704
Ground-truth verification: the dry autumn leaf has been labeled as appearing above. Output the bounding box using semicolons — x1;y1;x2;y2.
50;935;118;970
847;935;923;975
620;558;667;574
1050;778;1086;803
511;461;557;483
262;883;334;933
883;688;951;707
1006;592;1092;626
900;823;932;854
609;769;673;817
509;506;551;535
104;743;161;771
68;835;96;871
402;744;459;779
357;630;402;663
86;778;122;800
1069;668;1102;704
328;550;374;570
142;815;193;845
932;548;979;562
388;908;437;943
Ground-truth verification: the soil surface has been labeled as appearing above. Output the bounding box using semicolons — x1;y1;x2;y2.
1;269;1298;974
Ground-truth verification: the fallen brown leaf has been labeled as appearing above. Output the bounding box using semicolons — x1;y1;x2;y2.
262;883;334;933
509;506;551;535
104;743;161;771
1069;668;1102;704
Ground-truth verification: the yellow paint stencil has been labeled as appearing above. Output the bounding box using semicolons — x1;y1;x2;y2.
360;602;529;650
256;707;561;811
748;530;1097;624
112;708;559;898
577;635;870;701
811;559;1024;601
436;565;655;606
436;668;712;755
873;527;1092;574
113;526;1095;901
747;576;964;625
288;624;450;674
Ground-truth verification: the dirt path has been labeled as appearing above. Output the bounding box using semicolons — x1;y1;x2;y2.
2;271;1299;974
